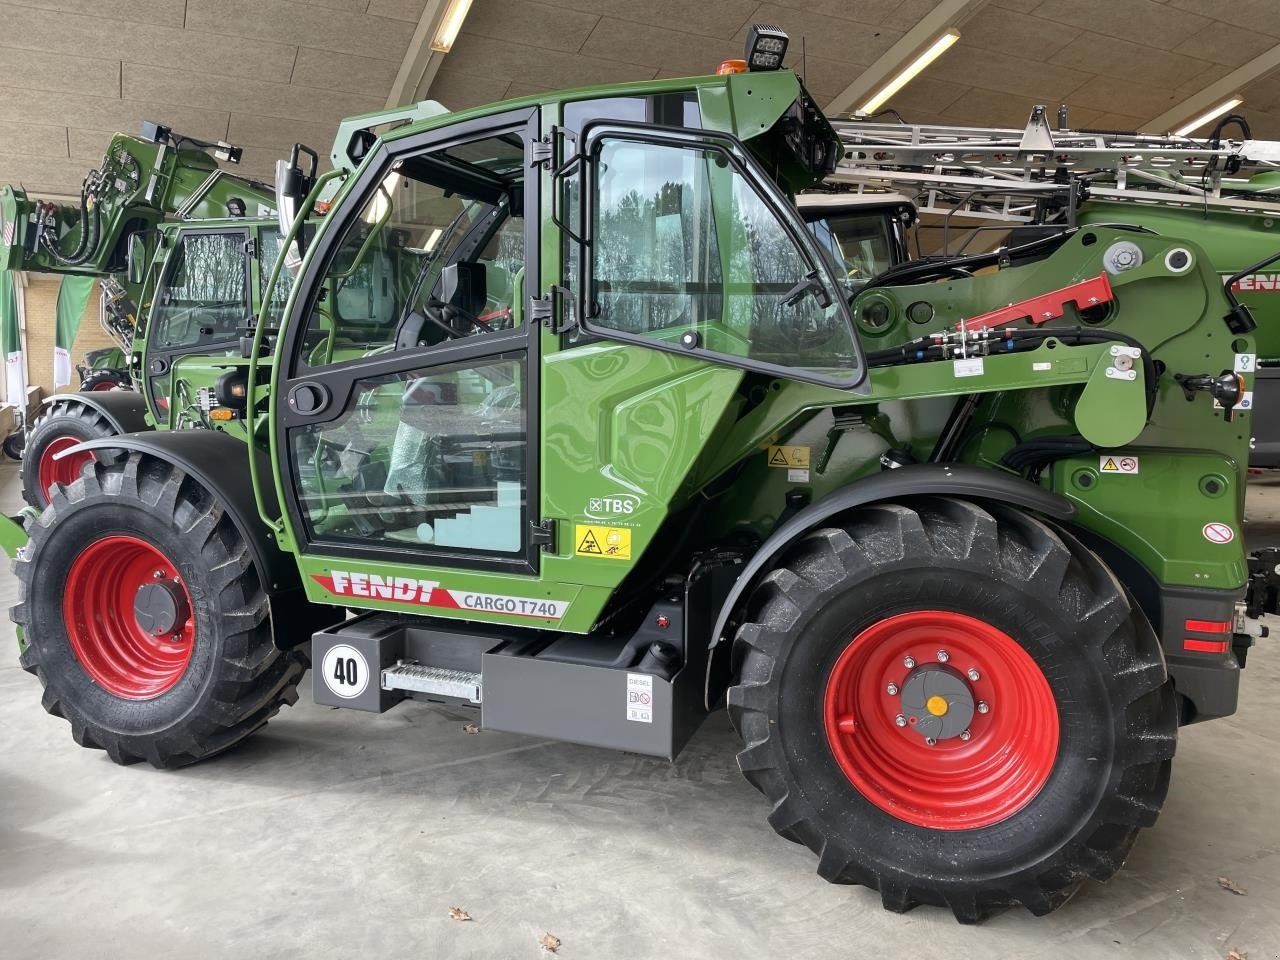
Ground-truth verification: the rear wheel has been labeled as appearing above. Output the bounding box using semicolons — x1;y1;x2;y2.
727;498;1176;922
13;453;308;768
79;369;131;392
20;400;121;509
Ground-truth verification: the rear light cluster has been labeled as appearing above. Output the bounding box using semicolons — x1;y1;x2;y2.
1183;618;1231;654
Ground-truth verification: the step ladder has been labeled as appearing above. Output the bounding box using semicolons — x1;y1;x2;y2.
381;662;482;703
826;106;1280;222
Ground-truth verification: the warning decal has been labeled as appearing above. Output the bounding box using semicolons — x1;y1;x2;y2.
1099;455;1139;474
575;524;632;560
1202;522;1235;544
767;445;810;469
626;673;653;723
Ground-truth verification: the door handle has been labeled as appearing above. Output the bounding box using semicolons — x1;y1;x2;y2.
287;381;331;416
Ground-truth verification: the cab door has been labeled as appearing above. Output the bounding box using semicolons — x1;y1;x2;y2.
275;108;543;576
143;225;250;424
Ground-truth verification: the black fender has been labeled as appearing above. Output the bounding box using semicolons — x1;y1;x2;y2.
43;390;149;434
704;463;1076;706
56;431;302;597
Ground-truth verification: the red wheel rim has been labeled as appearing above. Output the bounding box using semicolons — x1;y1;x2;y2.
37;435;93;502
89;380;118;392
823;610;1059;830
63;536;195;699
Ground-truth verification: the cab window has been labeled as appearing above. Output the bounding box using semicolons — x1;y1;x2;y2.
149;232;247;351
300;133;526;369
805;211;895;290
586;137;859;384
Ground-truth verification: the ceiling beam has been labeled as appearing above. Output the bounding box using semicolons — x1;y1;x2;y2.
385;0;450;109
824;0;990;118
1143;42;1280;133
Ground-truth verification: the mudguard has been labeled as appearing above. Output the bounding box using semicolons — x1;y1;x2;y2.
1;513;28;558
55;431;302;596
43;390;150;434
704;463;1076;705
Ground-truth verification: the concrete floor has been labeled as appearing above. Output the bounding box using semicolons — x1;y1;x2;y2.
1;459;1278;960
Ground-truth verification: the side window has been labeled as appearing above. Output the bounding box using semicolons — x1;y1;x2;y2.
150;232;247;351
300;132;527;370
292;355;527;554
258;229;297;329
586;137;860;384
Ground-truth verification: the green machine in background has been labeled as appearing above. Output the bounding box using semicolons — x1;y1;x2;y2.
10;31;1274;922
3;101;453;511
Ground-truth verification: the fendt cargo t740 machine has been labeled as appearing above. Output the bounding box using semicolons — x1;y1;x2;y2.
11;30;1271;922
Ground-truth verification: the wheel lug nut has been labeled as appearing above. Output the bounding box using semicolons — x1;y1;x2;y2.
959;729;971;741
903;656;916;669
977;700;990;714
886;682;899;695
153;569;164;579
936;649;949;663
967;667;980;682
894;714;907;727
924;737;937;746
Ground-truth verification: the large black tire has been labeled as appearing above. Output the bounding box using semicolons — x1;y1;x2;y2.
727;498;1177;922
12;452;308;768
20;399;122;509
79;369;131;392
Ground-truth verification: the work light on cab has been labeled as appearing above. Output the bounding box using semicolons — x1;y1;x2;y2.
745;24;789;71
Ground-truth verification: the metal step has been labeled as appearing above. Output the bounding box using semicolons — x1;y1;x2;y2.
381;662;482;703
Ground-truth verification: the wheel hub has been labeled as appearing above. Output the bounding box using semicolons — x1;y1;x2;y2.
898;664;974;742
133;580;190;637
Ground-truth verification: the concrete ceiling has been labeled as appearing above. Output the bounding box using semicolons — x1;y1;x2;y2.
5;0;1280;199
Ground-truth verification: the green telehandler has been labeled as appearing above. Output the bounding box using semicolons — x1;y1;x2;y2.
10;29;1271;921
3;101;451;512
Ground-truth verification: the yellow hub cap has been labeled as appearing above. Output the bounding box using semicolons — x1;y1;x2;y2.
925;695;949;717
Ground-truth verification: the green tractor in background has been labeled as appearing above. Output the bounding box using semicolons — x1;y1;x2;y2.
9;31;1275;921
3;101;452;511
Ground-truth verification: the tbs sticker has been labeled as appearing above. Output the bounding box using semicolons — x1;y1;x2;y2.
584;493;640;521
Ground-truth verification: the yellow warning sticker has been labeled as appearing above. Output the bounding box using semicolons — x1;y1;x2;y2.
767;445;810;469
575;524;632;560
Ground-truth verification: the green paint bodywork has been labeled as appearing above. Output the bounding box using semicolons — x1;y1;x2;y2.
1077;200;1280;359
235;69;1250;639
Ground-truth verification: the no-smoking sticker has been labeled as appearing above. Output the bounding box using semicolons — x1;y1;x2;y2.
1202;522;1235;544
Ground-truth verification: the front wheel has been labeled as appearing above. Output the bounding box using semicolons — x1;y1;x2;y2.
13;453;308;767
727;498;1176;922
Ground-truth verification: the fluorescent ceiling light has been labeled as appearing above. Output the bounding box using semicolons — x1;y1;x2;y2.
1173;97;1244;137
425;227;443;250
859;29;960;116
431;0;474;53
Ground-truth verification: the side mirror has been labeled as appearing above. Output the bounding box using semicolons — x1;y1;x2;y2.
126;232;147;285
275;143;318;239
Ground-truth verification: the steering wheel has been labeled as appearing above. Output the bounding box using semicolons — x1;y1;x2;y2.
421;297;495;340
